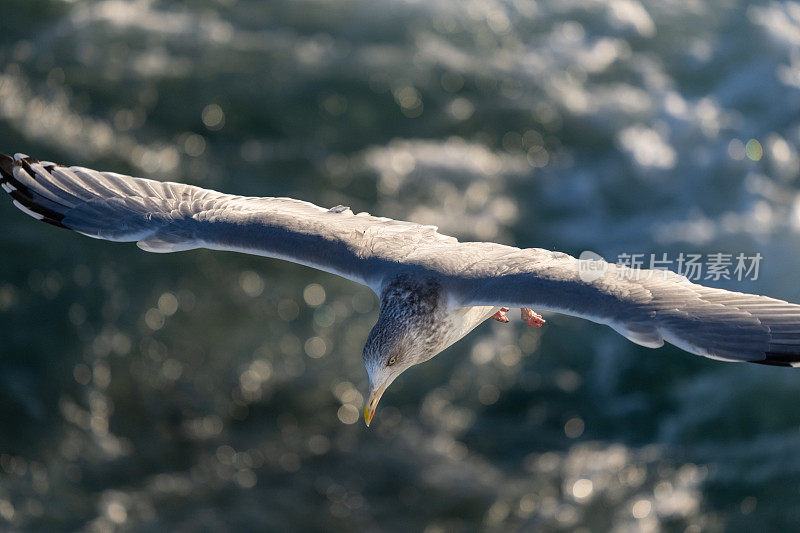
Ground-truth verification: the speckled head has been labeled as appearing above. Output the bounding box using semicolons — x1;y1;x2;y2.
362;274;453;426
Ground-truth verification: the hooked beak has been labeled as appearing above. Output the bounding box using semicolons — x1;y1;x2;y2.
364;378;391;427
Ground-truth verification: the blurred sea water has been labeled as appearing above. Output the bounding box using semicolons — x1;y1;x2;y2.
2;0;800;530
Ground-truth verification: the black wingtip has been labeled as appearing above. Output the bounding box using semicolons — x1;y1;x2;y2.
753;351;800;368
753;360;793;368
0;154;70;229
0;153;14;179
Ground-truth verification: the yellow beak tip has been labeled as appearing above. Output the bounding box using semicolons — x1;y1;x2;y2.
364;406;372;427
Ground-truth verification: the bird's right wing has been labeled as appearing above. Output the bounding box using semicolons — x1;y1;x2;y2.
0;153;450;292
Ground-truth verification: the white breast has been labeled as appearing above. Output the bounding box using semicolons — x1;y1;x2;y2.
438;304;500;352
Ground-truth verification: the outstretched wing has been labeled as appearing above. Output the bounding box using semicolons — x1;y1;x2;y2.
0;153;450;292
440;242;800;366
7;153;800;366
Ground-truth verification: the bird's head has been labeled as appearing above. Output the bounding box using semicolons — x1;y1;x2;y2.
362;349;404;428
361;274;449;426
361;319;428;427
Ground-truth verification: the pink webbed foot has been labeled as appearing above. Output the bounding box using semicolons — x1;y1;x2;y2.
521;308;546;328
491;307;510;323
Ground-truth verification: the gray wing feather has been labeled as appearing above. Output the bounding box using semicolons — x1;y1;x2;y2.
6;153;800;366
439;242;800;366
0;153;452;291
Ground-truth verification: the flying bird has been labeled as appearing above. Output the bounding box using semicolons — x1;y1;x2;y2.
3;152;800;427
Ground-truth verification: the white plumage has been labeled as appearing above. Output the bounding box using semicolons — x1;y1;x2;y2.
3;152;800;369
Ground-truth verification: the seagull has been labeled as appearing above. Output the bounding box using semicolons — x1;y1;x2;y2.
3;152;800;427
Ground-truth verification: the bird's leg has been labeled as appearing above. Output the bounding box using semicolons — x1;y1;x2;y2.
490;307;510;323
521;308;546;327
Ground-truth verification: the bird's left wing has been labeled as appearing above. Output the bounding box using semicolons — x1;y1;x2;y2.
431;242;800;366
0;153;446;291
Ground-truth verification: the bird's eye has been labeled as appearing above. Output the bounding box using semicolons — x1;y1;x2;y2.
387;356;396;366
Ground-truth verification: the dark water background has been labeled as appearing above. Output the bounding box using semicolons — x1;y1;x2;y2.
2;0;800;530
